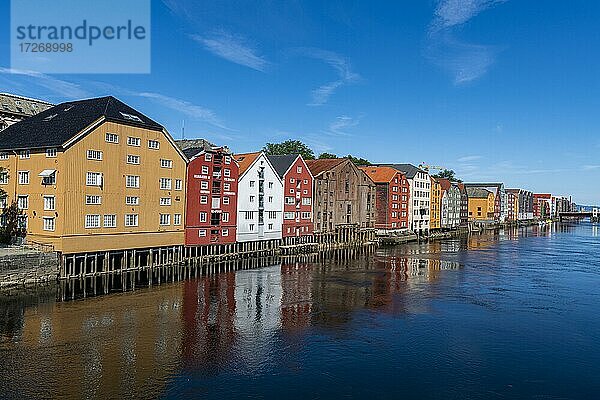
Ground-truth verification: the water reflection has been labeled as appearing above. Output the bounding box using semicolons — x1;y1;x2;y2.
2;224;598;399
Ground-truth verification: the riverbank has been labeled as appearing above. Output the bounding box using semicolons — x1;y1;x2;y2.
0;247;59;289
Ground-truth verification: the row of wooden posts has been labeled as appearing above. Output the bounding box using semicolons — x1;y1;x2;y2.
60;226;378;280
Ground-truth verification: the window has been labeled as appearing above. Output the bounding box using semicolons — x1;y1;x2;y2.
290;178;295;183
301;212;311;219
285;197;295;205
198;229;207;237
284;212;295;219
85;214;101;228
249;223;255;231
175;179;182;191
18;171;29;185
0;171;8;184
127;137;141;147
126;175;140;188
249;195;255;202
87;149;103;160
268;182;273;189
289;188;295;194
105;133;119;143
87;172;102;186
174;214;182;225
127;154;140;164
103;214;117;228
224;183;230;191
223;196;229;205
222;212;229;222
200;181;209;190
212;197;221;209
302;198;311;205
0;197;6;209
160;159;172;168
224;169;230;177
268;196;273;203
297;166;302;173
200;195;208;204
222;229;229;237
0;152;8;160
250;180;255;187
125;214;138;227
225;156;231;164
160;197;172;206
126;196;140;205
148;140;160;150
159;214;170;225
86;195;102;205
205;153;212;161
46;148;57;158
43;217;55;231
120;112;143;122
17;195;28;210
41;170;56;185
199;212;207;222
201;166;209;174
268;223;273;230
43;196;55;211
244;211;254;220
19;150;30;159
268;211;277;219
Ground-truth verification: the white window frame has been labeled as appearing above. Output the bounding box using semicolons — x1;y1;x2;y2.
87;149;103;161
125;214;139;227
18;171;29;185
127;154;140;165
126;196;140;206
17;195;29;210
19;150;30;159
126;175;140;188
105;132;119;143
175;179;183;191
148;140;160;150
87;172;102;186
160;197;172;206
127;137;141;147
173;214;182;225
160;178;172;190
43;217;55;232
43;195;55;211
85;214;101;229
86;195;102;205
160;159;173;169
103;214;117;228
159;214;171;226
46;148;57;158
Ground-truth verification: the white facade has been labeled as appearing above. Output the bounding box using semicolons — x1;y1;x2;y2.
441;185;461;229
236;153;283;242
409;170;431;234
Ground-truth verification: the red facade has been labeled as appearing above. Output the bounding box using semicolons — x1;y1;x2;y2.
533;193;552;219
282;156;313;237
360;166;410;230
184;148;239;245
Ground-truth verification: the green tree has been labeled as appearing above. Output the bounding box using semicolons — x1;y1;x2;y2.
262;140;315;160
0;201;26;244
432;169;462;182
318;152;338;159
346;154;371;166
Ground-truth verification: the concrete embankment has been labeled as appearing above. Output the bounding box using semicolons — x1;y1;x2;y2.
0;247;60;288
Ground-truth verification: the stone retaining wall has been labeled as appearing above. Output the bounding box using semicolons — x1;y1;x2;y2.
0;252;60;288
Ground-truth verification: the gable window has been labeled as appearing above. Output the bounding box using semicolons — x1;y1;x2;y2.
127;155;140;164
201;166;209;174
268;182;273;189
160;178;172;190
224;168;230;177
46;148;57;158
105;133;119;143
148;140;160;150
205;153;212;162
126;175;140;188
103;214;117;228
0;152;8;160
224;156;231;164
19;150;30;159
18;171;29;185
127;137;141;147
87;149;103;161
125;214;138;227
85;214;101;228
87;172;102;186
120;112;143;123
160;159;172;168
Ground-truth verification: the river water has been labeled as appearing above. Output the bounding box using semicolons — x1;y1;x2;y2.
1;223;600;399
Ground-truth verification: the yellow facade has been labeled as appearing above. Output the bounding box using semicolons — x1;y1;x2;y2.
0;120;186;253
468;192;495;221
430;178;441;230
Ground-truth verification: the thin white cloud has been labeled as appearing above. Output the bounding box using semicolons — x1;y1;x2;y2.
190;31;269;72
426;0;508;84
298;48;360;106
458;155;483;162
0;67;89;99
137;92;231;130
326;115;361;136
431;0;507;32
583;165;600;171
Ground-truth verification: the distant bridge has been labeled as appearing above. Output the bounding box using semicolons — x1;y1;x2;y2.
559;209;599;222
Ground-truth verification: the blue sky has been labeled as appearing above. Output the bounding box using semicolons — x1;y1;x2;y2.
1;0;599;204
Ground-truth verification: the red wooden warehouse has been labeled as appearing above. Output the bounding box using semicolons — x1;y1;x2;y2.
359;166;410;231
179;140;239;245
267;154;314;237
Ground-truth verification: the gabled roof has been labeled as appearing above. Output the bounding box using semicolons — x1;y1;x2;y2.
0;96;163;151
0;93;53;117
305;158;346;177
438;178;452;191
378;163;426;179
467;187;492;199
266;154;299;178
358;166;400;183
234;152;262;175
175;138;231;160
